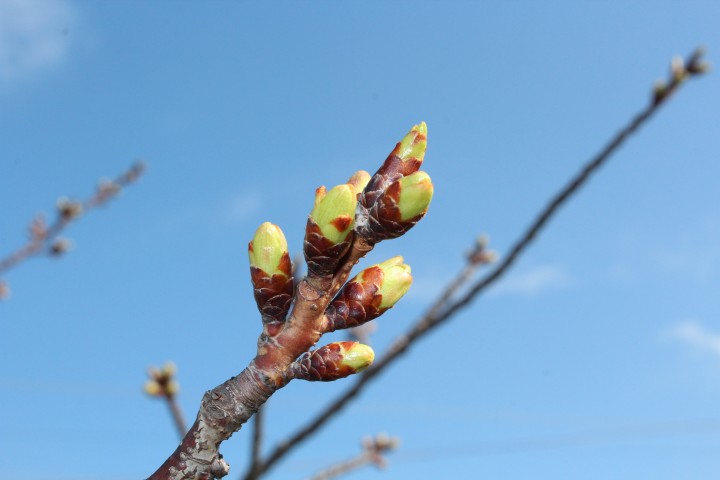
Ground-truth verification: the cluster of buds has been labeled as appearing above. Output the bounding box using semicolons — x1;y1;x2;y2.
355;123;434;243
362;433;400;469
245;123;434;385
248;222;294;331
144;361;180;398
288;341;374;382
653;47;709;105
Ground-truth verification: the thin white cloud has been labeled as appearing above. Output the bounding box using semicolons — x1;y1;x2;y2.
0;0;76;85
667;320;720;357
224;191;262;224
491;264;572;297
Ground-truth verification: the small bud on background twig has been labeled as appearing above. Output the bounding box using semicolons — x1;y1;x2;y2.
308;433;400;480
144;361;187;438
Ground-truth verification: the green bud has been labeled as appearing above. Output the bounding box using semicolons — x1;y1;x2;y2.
340;342;375;373
353;256;413;310
309;184;357;244
248;222;290;277
347;170;371;194
396;122;427;164
397;171;433;221
144;380;162;397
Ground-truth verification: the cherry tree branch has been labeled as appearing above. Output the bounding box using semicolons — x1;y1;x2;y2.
250;48;709;478
0;162;145;298
148;118;431;479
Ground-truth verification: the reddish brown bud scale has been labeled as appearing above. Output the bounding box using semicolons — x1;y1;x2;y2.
303;219;352;277
325;266;384;331
355;123;431;243
289;341;373;382
249;253;294;323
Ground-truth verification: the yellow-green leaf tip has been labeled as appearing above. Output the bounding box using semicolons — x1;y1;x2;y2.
397;171;433;221
310;184;357;244
376;256;413;309
248;222;289;277
347;170;371;194
397;122;427;163
341;343;375;372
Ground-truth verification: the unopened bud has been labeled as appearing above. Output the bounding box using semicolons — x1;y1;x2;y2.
144;380;163;397
290;341;375;382
347;170;371;195
0;281;9;300
395;171;434;221
326;256;413;331
56;198;83;220
248;222;290;278
165;380;180;396
309;184;357;244
373;257;413;309
397;122;427;165
49;238;72;256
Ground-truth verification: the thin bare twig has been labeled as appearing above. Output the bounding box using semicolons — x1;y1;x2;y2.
307;434;399;480
251;48;708;478
0;162;145;287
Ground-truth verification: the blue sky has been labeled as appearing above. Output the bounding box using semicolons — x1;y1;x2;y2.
1;1;719;479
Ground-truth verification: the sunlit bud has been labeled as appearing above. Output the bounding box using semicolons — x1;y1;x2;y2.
327;257;413;331
397;122;427;164
347;170;371;194
670;55;687;82
144;380;162;397
50;238;72;256
652;79;668;104
248;222;290;278
340;342;375;372
0;281;9;301
395;171;434;221
309;184;357;244
165;380;180;396
290;341;375;382
374;257;413;309
162;361;177;377
56;198;83;220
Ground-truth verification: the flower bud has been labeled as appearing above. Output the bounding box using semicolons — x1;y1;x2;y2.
373;257;413;309
248;223;293;323
325;256;413;330
56;198;83;220
248;222;291;278
144;380;162;397
309;184;357;245
355;123;431;243
290;341;374;382
347;170;371;195
164;380;180;396
394;171;434;221
397;122;427;164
